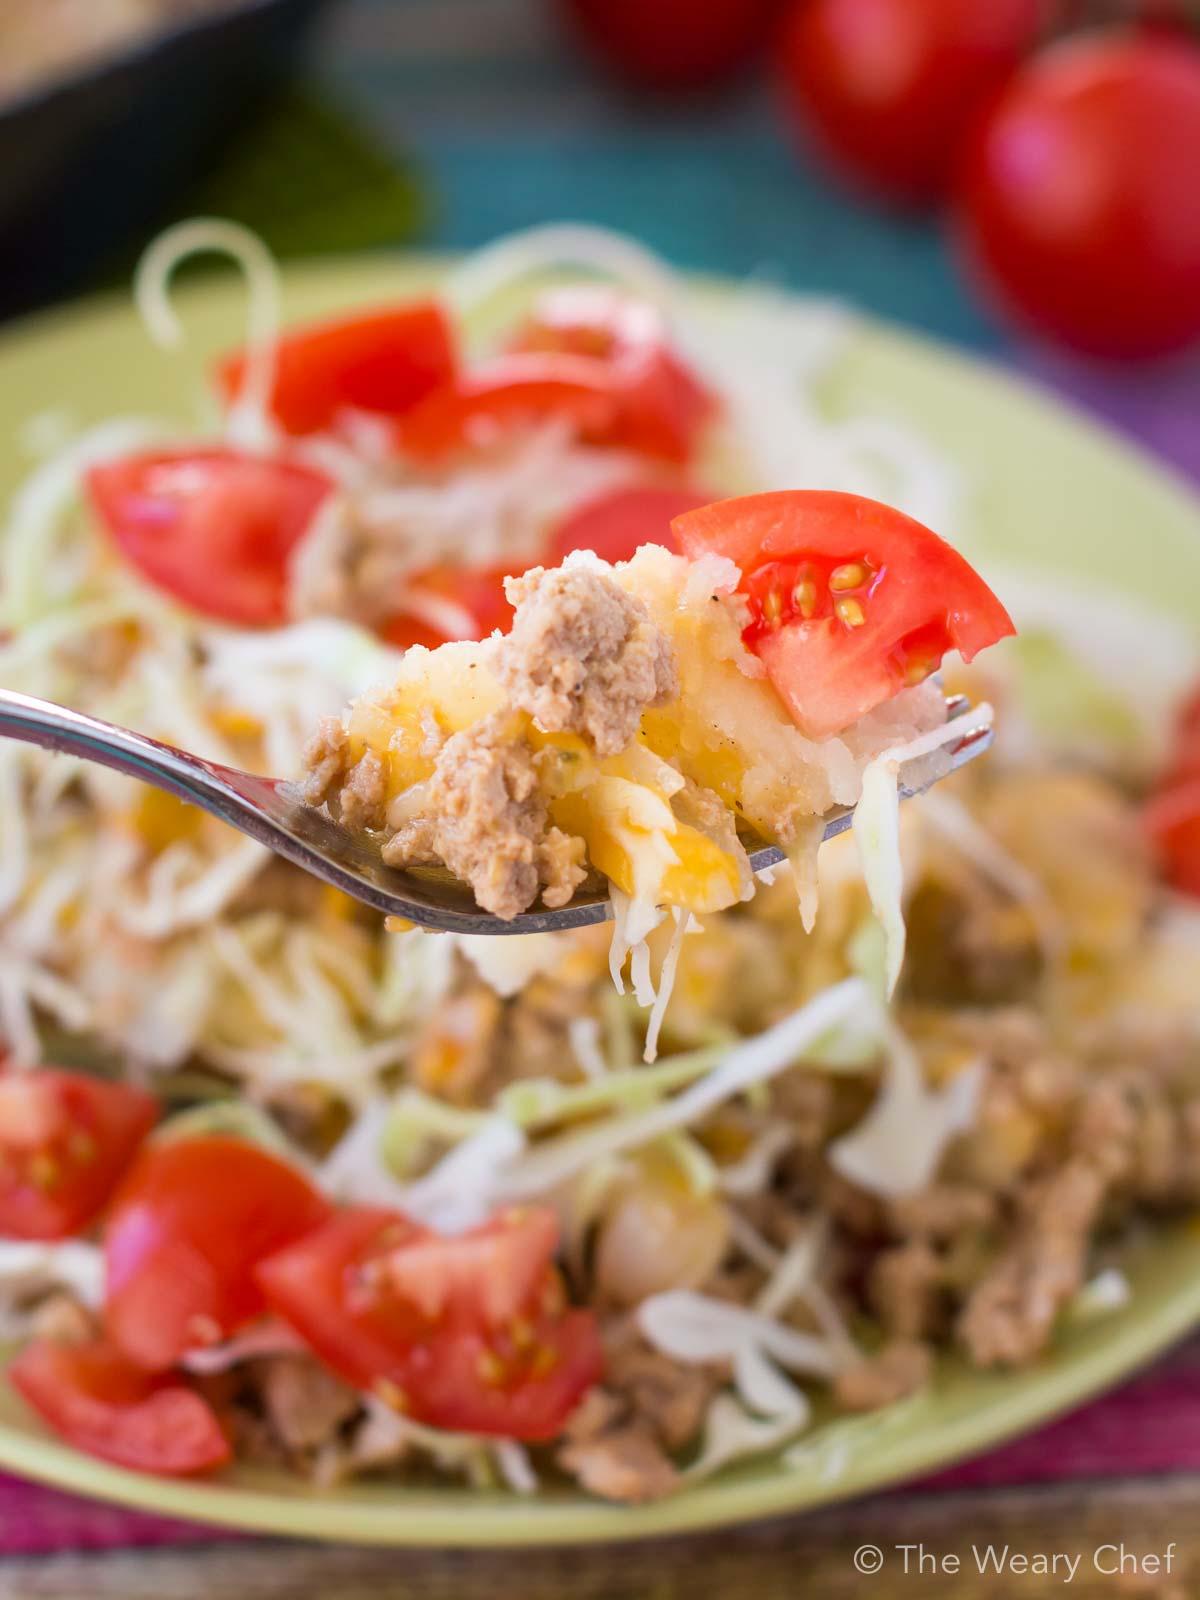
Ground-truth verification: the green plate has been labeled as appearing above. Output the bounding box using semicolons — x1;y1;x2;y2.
1;258;1199;1546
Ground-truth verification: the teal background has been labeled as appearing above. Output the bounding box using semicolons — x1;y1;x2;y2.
313;0;998;349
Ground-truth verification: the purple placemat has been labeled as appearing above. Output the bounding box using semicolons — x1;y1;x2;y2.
3;1340;1200;1553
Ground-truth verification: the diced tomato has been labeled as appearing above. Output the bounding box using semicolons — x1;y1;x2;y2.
258;1206;604;1440
0;1071;158;1241
1145;779;1200;898
382;562;517;651
1164;685;1200;785
10;1339;230;1476
394;353;623;466
397;288;717;468
86;449;331;627
381;484;714;651
103;1136;332;1371
673;489;1015;740
217;302;457;436
514;286;718;463
548;484;715;567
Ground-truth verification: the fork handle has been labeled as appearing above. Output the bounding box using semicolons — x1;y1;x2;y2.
0;687;246;816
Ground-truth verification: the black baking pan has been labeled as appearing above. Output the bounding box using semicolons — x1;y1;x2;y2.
0;0;336;321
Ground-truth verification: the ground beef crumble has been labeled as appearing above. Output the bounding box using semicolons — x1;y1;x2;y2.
381;710;587;920
556;1331;722;1504
304;560;678;919
832;1340;933;1412
497;562;677;757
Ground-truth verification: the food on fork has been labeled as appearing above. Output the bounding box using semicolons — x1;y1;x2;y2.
302;490;1011;1038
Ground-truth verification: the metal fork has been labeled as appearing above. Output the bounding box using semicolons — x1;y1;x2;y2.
0;687;992;936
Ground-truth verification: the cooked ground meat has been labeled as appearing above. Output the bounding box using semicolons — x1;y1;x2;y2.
257;1354;360;1453
956;1162;1105;1368
556;1329;722;1503
887;1184;999;1243
300;716;351;808
604;1339;717;1453
869;1241;947;1343
28;1293;96;1346
497;563;677;757
832;1340;933;1412
381;711;587;920
558;1422;680;1504
300;718;389;832
313;1402;413;1487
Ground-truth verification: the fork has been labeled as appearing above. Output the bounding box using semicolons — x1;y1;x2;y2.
0;687;992;936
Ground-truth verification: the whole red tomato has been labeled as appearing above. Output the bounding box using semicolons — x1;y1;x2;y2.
561;0;779;90
956;32;1200;356
777;0;1047;204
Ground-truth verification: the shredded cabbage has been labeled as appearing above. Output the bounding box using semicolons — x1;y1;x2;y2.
638;1290;839;1378
134;218;282;452
1070;1267;1132;1321
493;979;870;1203
637;1290;839;1480
446;223;679;330
853;703;995;995
829;1026;983;1199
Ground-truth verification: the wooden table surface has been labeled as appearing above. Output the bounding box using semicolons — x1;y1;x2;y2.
1;1474;1196;1599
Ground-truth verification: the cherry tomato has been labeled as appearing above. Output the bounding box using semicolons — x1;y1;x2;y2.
258;1206;604;1440
217;302;457;436
86;449;331;627
1144;779;1200;897
956;32;1200;356
778;0;1046;204
673;489;1015;740
0;1071;158;1241
104;1136;332;1372
561;0;779;90
547;484;715;566
10;1339;230;1476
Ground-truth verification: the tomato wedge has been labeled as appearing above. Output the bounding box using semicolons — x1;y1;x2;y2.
395;353;623;466
1146;779;1200;898
397;288;717;467
86;449;331;627
515;286;717;463
217;302;457;436
548;484;715;567
104;1136;332;1371
382;562;518;651
1163;685;1200;785
0;1070;158;1240
258;1206;604;1440
673;489;1015;741
10;1339;230;1476
381;484;713;651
